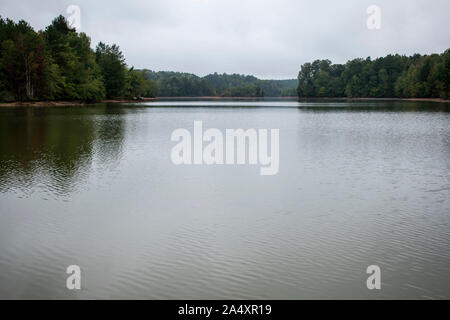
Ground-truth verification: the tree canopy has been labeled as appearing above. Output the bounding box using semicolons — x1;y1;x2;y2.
2;15;448;102
0;15;157;102
0;14;295;102
297;51;450;100
143;70;298;97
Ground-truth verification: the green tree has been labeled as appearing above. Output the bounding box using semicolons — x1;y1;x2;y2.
44;15;104;100
297;51;450;100
95;42;126;99
0;17;51;100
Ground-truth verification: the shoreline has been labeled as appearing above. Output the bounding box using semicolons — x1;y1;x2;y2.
296;97;450;103
1;97;449;107
0;98;157;107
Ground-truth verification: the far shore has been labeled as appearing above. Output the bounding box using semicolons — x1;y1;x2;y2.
1;96;449;107
296;97;450;103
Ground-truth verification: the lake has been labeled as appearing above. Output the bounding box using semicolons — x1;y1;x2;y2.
0;100;449;299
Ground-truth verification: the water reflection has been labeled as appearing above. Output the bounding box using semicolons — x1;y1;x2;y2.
143;99;450;112
296;100;450;112
0;105;127;198
0;101;449;299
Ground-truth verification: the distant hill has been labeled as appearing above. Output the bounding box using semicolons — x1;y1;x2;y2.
141;70;298;97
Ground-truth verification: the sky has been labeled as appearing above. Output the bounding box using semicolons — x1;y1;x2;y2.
1;0;449;79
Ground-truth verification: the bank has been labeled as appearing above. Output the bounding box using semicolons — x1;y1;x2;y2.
1;96;449;107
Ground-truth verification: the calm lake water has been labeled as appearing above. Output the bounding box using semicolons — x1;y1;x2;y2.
0;100;449;299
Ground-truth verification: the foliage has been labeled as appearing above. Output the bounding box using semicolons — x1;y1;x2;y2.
144;71;298;97
297;52;450;99
95;42;125;99
0;15;158;102
1;15;297;101
3;15;447;102
124;68;158;99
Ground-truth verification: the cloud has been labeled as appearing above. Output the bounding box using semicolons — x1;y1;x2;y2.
1;0;449;78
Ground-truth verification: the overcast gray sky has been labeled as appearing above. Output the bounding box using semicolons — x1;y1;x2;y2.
1;0;449;79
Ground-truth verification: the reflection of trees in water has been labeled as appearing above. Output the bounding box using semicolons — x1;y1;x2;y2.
298;101;450;113
0;105;126;197
95;106;126;165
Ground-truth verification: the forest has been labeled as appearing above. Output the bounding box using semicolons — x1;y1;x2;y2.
144;70;297;97
1;15;449;102
297;51;450;99
0;15;296;102
0;15;156;102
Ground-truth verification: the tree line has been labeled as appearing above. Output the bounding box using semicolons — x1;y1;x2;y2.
0;15;297;102
2;15;448;102
144;71;297;97
297;50;450;99
0;15;157;102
